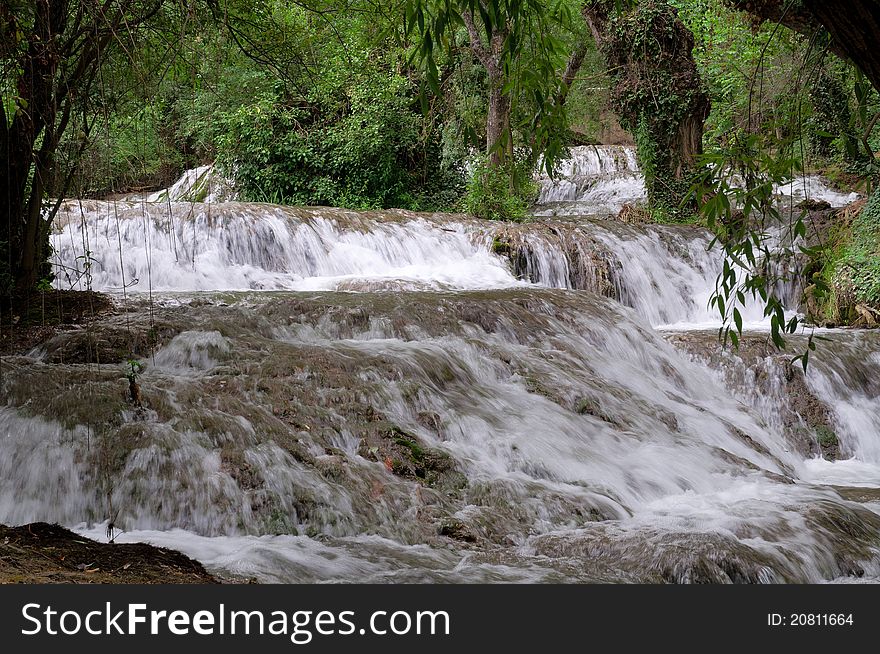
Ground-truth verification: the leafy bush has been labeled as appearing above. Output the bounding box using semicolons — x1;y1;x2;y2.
835;189;880;309
815;426;839;449
463;157;538;222
212;70;464;211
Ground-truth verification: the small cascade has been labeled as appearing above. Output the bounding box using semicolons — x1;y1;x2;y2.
668;329;880;486
490;220;803;327
533;145;861;218
52;201;519;293
146;164;236;204
535;146;645;217
51;200;803;327
774;176;861;209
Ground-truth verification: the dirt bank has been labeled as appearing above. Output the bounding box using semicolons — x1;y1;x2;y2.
0;522;218;584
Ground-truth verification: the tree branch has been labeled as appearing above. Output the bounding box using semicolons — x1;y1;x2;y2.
560;41;589;100
862;110;880;161
727;0;880;91
581;0;614;49
461;9;495;72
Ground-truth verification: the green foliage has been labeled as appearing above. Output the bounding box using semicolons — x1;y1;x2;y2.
464;156;538;221
559;45;608;142
125;360;145;384
692;132;821;368
52;2;468;211
213;72;463;211
815;426;838;449
673;0;880;179
632;118;699;222
72;107;186;196
671;0;803;146
602;1;709;219
834;188;880;309
184;5;467;211
799;187;880;327
35;278;53;292
403;0;582;175
843;68;880;180
808;63;854;160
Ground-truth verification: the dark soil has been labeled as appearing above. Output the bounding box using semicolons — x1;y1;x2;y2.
0;290;114;356
0;522;218;584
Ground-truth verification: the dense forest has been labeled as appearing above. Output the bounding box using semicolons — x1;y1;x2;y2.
1;1;880;586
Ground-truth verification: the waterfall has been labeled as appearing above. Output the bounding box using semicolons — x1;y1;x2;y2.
534;146;645;218
533;145;860;217
146;164;236;204
1;159;876;584
51;199;797;327
52;201;520;293
669;330;880;467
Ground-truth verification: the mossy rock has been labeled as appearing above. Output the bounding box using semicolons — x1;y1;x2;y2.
358;424;467;492
491;237;512;255
438;518;479;543
815;425;841;460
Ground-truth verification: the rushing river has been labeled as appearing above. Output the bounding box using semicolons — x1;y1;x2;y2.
1;147;878;583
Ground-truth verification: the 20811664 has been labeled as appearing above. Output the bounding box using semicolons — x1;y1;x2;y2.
767;613;854;626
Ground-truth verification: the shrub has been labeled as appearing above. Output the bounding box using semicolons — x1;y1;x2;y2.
463;157;538;222
213;72;464;212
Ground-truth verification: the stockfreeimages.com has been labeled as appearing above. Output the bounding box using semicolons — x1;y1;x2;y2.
21;603;450;644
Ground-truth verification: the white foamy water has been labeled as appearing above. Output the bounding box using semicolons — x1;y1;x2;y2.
801;459;880;488
804;333;880;463
775;175;861;208
52;202;521;293
535;146;645;217
146;164;235;204
50;201;797;328
3;155;876;584
74;524;559;583
3;290;879;582
533;146;859;218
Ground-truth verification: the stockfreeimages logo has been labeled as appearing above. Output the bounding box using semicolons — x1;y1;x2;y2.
21;603;450;644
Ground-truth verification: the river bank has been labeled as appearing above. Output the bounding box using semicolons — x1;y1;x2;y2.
0;522;217;584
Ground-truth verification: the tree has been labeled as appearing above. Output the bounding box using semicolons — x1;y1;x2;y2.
699;1;880;360
405;0;580;173
582;0;710;218
1;1;167;294
727;1;880;94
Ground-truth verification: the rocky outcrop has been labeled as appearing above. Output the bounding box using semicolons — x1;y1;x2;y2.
666;331;841;459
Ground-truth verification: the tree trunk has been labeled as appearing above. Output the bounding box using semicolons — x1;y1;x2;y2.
583;0;710;217
461;9;511;167
674;111;707;178
729;1;880;93
486;72;511;166
582;1;613;45
2;0;164;293
2;0;64;292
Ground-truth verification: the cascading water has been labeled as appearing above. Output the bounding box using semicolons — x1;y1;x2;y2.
51;201;519;293
1;155;878;583
533;144;860;218
146;164;236;204
534;146;645;218
50;199;793;326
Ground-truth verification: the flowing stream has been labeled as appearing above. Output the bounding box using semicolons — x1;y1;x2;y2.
1;147;878;583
